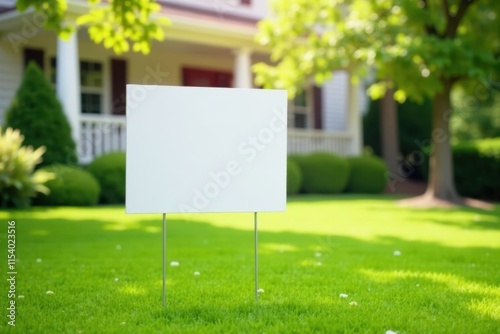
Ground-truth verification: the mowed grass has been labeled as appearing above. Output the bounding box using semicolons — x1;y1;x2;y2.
1;195;500;334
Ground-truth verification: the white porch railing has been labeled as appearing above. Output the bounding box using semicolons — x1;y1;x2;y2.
287;129;353;156
78;117;354;164
80;114;127;165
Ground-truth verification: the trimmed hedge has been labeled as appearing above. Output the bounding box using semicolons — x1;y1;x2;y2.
34;165;100;206
294;152;350;194
87;152;126;204
346;156;388;194
453;138;500;201
287;158;302;195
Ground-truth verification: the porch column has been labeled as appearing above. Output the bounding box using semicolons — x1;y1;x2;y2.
233;48;252;88
347;72;363;155
56;28;81;146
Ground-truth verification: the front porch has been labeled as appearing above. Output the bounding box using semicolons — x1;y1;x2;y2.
0;7;364;163
79;115;356;164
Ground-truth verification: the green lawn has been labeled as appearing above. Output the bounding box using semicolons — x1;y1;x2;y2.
1;195;499;333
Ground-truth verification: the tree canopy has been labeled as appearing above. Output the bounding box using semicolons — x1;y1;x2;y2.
254;0;500;205
15;0;169;54
254;0;499;100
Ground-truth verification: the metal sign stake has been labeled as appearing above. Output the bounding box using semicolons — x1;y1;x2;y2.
162;213;166;307
254;212;259;301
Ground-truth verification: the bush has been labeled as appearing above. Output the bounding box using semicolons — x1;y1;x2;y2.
87;152;126;204
4;62;77;167
294;152;350;194
287;158;302;195
346;156;388;194
451;86;500;143
34;165;100;206
0;127;54;208
453;138;500;201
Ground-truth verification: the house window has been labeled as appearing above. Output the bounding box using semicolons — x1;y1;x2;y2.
50;58;103;114
80;61;102;114
289;90;310;129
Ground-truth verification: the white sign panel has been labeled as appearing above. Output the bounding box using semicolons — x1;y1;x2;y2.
126;85;287;214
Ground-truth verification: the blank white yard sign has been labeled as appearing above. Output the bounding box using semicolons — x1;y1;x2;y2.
126;85;287;214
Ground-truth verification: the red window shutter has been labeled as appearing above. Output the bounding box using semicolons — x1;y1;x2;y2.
111;59;127;115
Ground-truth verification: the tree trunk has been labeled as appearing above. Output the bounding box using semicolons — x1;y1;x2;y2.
424;79;461;202
380;87;400;175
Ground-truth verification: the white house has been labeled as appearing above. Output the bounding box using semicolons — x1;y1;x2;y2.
0;0;367;164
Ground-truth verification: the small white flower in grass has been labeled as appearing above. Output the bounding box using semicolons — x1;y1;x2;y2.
194;271;200;276
114;278;119;282
257;289;264;294
386;330;398;334
18;295;25;299
116;245;122;250
36;258;42;263
393;250;402;256
316;262;322;266
170;261;180;267
315;252;322;258
416;283;420;287
339;293;348;298
46;291;54;295
278;249;285;254
349;301;358;307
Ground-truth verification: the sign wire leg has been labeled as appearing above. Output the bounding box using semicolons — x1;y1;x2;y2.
163;213;166;307
254;212;258;301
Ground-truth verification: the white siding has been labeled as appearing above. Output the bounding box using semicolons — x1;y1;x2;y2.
322;70;348;132
321;71;370;132
0;0;15;6
0;40;22;123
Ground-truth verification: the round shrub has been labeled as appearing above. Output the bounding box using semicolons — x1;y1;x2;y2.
295;152;350;194
87;152;125;204
34;165;100;206
346;156;388;193
287;158;302;195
